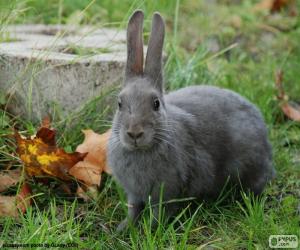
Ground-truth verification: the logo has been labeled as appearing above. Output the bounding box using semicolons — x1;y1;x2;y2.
269;235;298;248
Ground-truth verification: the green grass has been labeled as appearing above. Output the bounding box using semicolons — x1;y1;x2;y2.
1;0;300;249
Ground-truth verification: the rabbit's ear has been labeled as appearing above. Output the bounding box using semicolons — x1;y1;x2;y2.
126;10;144;78
144;12;165;92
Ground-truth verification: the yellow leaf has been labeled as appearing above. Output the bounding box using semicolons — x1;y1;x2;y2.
15;129;86;180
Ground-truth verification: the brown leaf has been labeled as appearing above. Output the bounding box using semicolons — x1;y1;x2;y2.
275;70;300;122
69;129;111;188
16;182;32;213
41;116;51;128
280;103;300;122
36;116;56;145
0;195;18;217
15;127;87;180
76;185;98;201
0;169;21;192
271;0;292;12
69;161;102;187
36;127;56;146
288;5;297;16
275;70;286;100
0;182;32;217
14;118;111;200
254;0;274;11
254;0;294;12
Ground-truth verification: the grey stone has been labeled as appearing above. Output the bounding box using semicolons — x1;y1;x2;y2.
0;25;129;120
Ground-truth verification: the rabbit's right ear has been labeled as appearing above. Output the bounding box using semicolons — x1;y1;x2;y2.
125;10;144;79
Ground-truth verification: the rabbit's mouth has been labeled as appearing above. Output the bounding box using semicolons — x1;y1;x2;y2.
122;140;153;151
120;130;155;151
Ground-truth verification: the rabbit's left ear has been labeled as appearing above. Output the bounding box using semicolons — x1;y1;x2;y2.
144;12;165;92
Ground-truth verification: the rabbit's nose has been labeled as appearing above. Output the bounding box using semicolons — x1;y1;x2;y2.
127;130;144;140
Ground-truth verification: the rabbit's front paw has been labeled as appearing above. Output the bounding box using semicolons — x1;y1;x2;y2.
116;218;129;232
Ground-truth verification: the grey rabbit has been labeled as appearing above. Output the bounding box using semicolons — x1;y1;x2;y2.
107;10;275;230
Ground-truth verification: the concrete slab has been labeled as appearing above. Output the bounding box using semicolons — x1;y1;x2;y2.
0;25;128;120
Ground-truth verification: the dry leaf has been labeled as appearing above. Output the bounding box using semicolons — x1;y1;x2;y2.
0;195;18;217
271;0;293;12
0;182;32;217
17;182;32;213
69;161;102;187
254;0;294;12
254;0;274;11
14;118;111;200
275;70;300;122
15;127;87;180
280;103;300;121
0;169;21;192
41;116;51;128
75;129;111;174
76;185;98;201
36;127;56;146
69;129;111;188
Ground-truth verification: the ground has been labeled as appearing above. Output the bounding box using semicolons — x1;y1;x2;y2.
0;0;299;249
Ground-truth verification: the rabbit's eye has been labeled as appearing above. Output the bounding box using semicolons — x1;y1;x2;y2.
153;98;160;111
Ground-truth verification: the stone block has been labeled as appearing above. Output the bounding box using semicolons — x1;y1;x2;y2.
0;25;127;120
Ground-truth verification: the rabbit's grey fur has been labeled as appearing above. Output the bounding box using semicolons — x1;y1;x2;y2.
107;10;274;229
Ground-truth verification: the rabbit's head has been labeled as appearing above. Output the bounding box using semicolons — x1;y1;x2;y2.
114;10;167;150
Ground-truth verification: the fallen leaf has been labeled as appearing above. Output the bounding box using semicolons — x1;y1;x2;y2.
36;116;56;145
254;0;274;12
254;0;294;12
280;103;300;122
75;129;111;174
271;0;292;12
69;129;111;188
36;127;56;146
14;118;111;200
0;182;32;217
41;116;51;128
275;70;286;100
76;185;98;201
16;182;32;213
0;169;21;192
275;70;300;122
76;186;90;201
0;195;18;217
288;5;297;16
15;127;87;180
69;161;102;187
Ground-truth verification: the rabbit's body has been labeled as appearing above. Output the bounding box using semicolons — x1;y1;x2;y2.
107;11;274;230
166;85;273;197
110;85;273;203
